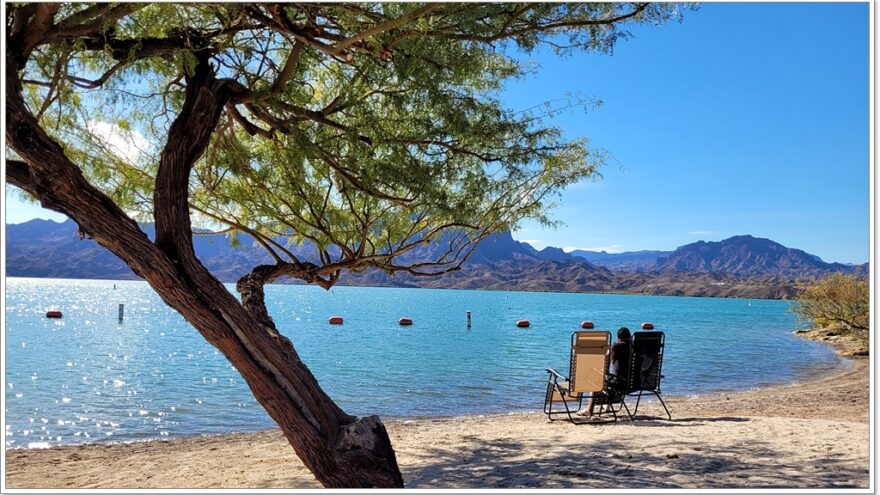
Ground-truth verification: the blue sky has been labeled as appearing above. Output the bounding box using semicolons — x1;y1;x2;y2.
3;3;871;263
504;2;870;263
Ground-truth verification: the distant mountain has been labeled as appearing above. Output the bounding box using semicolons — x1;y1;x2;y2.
655;235;866;278
4;220;564;279
5;219;276;281
465;230;541;264
6;219;134;280
535;246;575;262
4;219;868;299
569;249;671;271
569;236;868;278
343;257;613;292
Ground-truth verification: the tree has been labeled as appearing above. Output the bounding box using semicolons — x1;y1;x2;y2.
6;3;685;487
791;273;870;340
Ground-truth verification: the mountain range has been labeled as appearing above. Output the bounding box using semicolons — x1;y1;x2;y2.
5;219;868;299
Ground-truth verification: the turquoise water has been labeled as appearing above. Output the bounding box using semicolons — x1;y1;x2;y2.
4;277;845;448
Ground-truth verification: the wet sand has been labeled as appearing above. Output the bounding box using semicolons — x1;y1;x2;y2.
4;355;868;489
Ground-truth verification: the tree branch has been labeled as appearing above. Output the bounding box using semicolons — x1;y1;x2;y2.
330;3;441;55
228;41;304;105
422;3;650;44
153;54;233;263
51;4;146;39
5;160;37;195
9;3;60;64
236;260;333;326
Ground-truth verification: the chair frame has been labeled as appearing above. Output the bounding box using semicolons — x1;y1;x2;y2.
619;331;671;420
544;331;618;423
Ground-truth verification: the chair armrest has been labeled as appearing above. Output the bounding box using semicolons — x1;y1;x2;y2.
545;368;567;382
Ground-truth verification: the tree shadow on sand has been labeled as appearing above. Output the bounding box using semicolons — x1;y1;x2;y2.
402;420;868;489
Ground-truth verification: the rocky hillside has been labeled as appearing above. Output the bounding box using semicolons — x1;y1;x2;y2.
5;219;866;299
654;235;867;278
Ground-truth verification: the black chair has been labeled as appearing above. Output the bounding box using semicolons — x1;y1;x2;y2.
620;331;671;420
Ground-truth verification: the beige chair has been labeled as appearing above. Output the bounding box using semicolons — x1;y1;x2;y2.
544;331;615;422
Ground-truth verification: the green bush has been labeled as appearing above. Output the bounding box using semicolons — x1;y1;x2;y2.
791;273;869;342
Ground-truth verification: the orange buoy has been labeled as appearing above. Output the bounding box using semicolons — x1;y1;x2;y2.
328;316;344;325
516;320;530;328
580;321;595;329
641;322;654;330
398;317;413;326
46;310;63;319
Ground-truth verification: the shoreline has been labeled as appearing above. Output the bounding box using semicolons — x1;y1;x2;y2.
5;348;868;489
4;346;856;453
6;275;800;300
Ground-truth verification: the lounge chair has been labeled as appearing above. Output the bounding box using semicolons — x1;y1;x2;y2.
544;331;616;422
619;330;671;420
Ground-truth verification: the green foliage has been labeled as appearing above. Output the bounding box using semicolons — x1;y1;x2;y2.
13;3;689;275
791;273;870;339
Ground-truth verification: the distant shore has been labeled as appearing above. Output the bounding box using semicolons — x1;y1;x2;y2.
6;345;868;489
6;274;798;300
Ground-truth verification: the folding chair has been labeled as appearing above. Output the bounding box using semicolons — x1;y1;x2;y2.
544;331;616;422
620;330;671;420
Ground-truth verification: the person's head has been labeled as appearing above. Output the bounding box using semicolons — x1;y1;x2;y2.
617;327;631;342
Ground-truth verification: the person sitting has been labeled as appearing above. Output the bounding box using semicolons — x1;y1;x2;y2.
581;327;632;416
607;326;633;393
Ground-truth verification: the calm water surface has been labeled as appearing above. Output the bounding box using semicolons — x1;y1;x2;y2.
4;277;845;448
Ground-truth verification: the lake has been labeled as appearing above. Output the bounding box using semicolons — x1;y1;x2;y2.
4;277;845;448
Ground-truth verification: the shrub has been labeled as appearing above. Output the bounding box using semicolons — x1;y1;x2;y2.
791;273;869;342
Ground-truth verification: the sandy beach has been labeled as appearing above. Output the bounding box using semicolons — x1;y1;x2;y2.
4;351;869;490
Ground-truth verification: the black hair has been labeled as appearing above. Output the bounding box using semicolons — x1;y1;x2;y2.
617;327;631;340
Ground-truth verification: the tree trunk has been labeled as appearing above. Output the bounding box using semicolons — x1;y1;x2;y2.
6;44;403;489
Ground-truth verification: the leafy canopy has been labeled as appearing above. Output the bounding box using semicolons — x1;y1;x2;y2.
14;3;687;281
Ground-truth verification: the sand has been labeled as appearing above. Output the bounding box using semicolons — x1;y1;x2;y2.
4;358;869;489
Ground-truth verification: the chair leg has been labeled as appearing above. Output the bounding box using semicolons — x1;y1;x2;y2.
609;395;619;421
546;383;591;424
559;386;575;422
546;400;557;421
655;391;672;420
619;393;635;421
591;393;603;419
543;382;554;419
632;389;644;418
545;383;568;421
589;392;617;422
